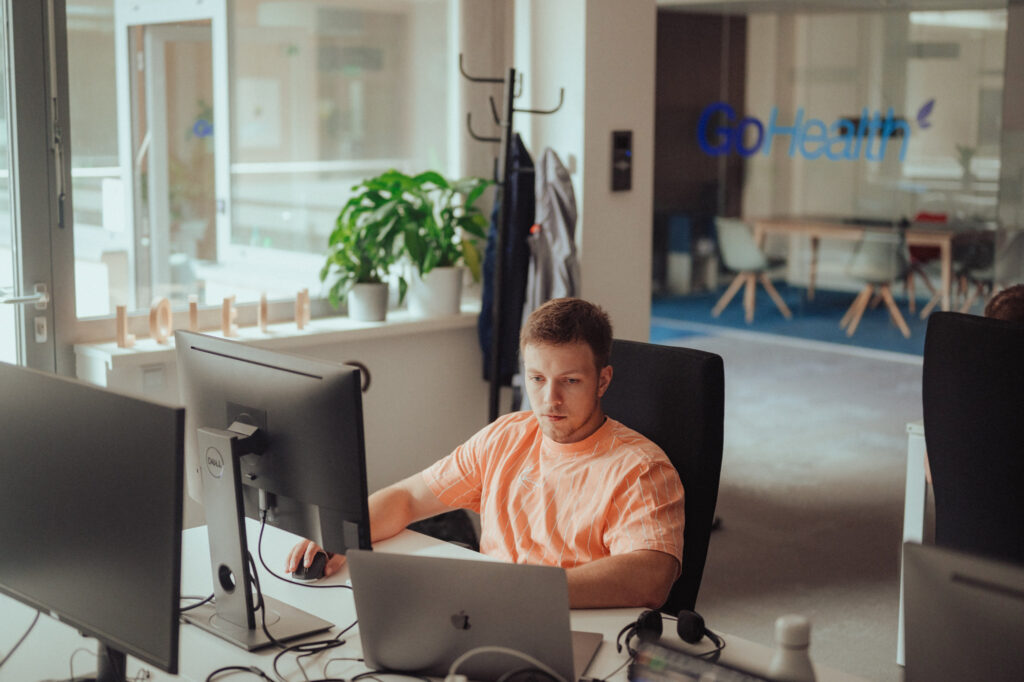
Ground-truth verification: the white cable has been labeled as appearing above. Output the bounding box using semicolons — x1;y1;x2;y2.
446;645;569;682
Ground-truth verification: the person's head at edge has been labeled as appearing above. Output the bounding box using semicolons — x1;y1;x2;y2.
520;298;613;444
984;283;1024;323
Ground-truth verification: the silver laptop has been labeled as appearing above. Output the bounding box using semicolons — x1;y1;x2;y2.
347;550;603;682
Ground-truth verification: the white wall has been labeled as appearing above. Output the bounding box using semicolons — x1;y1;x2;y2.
515;0;656;341
458;0;515;180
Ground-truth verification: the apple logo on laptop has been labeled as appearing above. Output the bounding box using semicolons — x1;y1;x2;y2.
450;610;471;630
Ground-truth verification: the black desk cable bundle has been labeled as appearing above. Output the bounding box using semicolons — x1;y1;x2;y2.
0;609;149;681
181;593;215;612
197;510;359;682
0;610;39;671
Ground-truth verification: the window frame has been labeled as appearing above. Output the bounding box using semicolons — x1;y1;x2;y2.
63;0;464;349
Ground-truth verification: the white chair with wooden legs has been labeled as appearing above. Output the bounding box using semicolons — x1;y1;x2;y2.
711;218;792;324
840;231;911;338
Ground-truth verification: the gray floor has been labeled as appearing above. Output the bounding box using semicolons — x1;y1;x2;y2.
667;328;924;682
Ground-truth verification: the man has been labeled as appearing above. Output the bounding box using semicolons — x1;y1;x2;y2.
287;298;684;608
984;283;1024;322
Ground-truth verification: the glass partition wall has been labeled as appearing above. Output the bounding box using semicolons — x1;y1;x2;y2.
656;5;1019;316
741;8;1007;295
744;10;1004;223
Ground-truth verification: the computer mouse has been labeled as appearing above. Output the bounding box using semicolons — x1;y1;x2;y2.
291;551;328;581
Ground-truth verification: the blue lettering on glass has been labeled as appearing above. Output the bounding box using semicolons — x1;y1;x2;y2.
696;102;733;156
696;103;766;158
696;101;932;162
917;99;935;129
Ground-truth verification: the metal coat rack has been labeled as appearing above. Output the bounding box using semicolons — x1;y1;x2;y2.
458;54;564;423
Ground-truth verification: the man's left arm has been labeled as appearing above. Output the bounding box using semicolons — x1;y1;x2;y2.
565;549;679;609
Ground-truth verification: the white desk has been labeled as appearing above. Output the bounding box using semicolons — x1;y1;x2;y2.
1;521;866;682
897;420;927;666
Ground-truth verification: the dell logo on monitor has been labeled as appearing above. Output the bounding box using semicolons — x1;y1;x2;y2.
205;447;225;479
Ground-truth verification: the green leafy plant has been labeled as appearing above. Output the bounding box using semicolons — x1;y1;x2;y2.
320;169;491;309
320;179;407;309
955;143;976;180
395;171;491;280
321;169;492;309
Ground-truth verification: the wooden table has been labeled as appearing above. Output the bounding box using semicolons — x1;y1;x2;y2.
750;217;955;312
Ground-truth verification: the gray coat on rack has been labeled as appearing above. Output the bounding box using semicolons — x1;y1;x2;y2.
521;147;580;328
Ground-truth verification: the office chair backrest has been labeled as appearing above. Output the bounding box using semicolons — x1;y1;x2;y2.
601;339;725;613
715;218;767;272
922;312;1024;564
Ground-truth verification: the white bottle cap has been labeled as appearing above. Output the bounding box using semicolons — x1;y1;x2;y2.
775;614;811;648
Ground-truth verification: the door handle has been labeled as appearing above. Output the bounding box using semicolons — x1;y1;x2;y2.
0;283;49;310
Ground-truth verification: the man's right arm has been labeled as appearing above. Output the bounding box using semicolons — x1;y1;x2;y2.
286;471;450;577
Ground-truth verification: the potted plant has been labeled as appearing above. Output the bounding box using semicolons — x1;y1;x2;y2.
398;170;492;317
320;178;407;322
322;169;491;320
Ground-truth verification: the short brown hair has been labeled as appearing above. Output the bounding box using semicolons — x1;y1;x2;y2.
520;298;613;369
984;283;1024;322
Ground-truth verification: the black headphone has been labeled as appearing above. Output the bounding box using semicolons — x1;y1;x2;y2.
615;609;725;660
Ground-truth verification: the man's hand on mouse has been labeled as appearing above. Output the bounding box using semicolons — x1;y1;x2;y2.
286;539;346;578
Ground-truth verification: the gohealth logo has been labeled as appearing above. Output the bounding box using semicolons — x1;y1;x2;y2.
697;99;934;162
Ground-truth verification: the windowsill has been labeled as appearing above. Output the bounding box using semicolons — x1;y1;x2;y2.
74;299;482;370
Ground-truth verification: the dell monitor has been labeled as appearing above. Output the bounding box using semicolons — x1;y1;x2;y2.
0;361;184;681
174;330;372;650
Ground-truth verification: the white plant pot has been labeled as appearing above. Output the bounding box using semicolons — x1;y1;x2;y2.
348;282;389;322
408;266;463;318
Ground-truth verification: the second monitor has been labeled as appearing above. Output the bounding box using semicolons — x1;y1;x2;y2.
175;330;371;650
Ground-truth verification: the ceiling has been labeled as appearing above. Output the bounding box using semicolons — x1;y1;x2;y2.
656;0;1008;14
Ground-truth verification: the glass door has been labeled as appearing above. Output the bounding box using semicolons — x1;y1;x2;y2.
128;20;215;307
113;0;228;313
1;1;56;368
1;7;15;363
0;8;15;364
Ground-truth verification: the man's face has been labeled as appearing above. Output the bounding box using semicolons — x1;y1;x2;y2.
523;341;613;444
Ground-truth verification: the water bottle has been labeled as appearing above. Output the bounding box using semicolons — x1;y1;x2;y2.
768;614;816;682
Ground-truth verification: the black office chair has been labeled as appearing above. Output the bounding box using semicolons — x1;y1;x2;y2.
408;510;480;552
601;339;725;613
922;312;1024;565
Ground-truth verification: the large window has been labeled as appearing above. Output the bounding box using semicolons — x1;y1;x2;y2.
68;0;452;319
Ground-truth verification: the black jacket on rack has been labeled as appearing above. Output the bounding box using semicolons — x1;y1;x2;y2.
478;133;534;385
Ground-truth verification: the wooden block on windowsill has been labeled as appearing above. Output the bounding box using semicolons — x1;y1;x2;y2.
149;297;173;344
258;293;269;333
222;296;238;337
295;288;311;330
115;305;136;348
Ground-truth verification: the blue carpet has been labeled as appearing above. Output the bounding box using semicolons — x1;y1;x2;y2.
651;283;928;355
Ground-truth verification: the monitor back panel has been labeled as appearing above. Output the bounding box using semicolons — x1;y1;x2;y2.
0;362;184;672
904;542;1024;682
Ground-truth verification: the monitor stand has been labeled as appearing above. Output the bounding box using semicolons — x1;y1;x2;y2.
182;423;332;651
41;643;127;681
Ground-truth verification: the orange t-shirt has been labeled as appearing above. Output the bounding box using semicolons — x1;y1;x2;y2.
423;411;684;571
